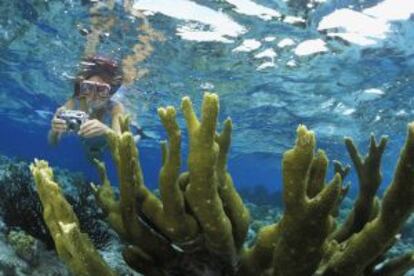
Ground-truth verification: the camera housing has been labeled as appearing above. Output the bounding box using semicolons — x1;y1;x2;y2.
57;110;89;132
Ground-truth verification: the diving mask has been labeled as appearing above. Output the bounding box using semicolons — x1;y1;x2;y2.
79;80;111;99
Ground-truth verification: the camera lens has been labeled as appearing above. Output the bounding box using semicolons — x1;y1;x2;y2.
68;119;77;131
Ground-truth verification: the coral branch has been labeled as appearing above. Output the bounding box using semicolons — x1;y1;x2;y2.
30;159;115;276
91;160;125;238
106;121;177;265
156;106;199;243
182;93;238;270
320;124;414;275
215;119;250;251
272;126;341;276
333;135;388;242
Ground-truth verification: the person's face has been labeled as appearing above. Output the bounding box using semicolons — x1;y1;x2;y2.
79;75;111;109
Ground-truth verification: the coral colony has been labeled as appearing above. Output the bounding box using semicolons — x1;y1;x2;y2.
30;93;414;275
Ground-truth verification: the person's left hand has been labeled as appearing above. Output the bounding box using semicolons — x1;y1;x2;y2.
78;119;110;138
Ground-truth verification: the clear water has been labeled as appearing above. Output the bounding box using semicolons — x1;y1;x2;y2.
1;0;414;193
1;1;414;275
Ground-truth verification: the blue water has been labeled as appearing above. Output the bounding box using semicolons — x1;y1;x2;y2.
1;0;414;195
1;1;414;275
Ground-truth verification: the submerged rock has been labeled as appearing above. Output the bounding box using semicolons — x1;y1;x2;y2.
7;230;39;266
0;216;69;276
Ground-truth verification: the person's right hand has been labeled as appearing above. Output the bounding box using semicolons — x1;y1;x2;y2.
51;107;67;134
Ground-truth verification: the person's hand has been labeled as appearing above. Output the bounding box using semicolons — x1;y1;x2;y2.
51;107;67;134
78;119;110;138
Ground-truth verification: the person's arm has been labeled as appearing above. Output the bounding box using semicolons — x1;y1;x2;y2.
111;101;125;135
48;99;75;145
78;101;124;138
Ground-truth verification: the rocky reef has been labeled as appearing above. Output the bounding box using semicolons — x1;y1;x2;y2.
0;156;138;275
0;158;116;250
29;93;413;275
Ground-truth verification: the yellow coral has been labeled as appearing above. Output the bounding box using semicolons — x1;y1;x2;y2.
31;93;414;276
30;160;115;276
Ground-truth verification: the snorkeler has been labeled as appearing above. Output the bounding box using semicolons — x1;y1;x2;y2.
48;56;125;161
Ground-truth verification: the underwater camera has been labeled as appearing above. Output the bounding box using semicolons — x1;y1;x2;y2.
57;110;89;132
